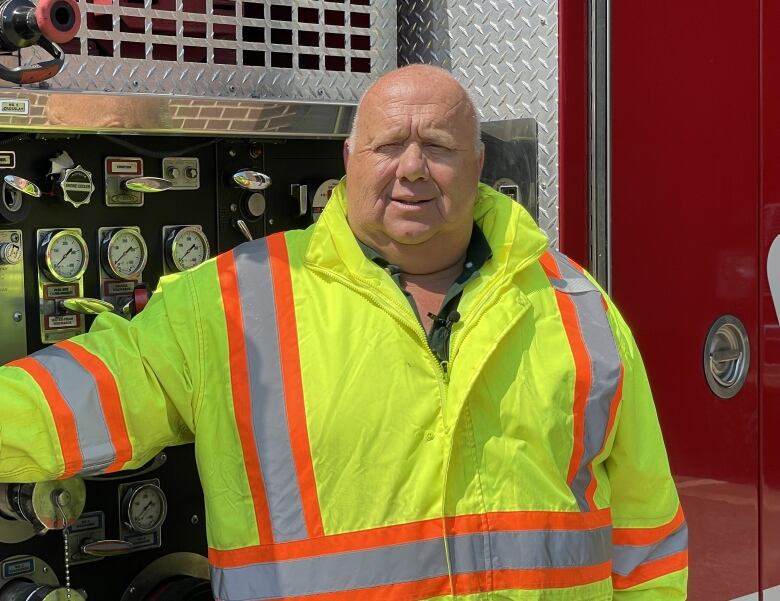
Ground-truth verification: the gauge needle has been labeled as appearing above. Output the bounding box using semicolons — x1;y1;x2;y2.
180;244;196;260
138;500;154;518
115;246;136;264
55;248;74;267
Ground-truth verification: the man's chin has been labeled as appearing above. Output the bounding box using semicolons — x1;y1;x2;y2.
384;225;439;246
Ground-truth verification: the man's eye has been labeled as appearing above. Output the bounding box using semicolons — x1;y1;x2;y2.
425;143;450;151
376;143;402;152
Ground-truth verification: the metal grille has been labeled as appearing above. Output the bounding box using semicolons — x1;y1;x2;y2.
28;0;396;102
398;0;560;244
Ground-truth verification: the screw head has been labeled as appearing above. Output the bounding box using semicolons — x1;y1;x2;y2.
12;312;22;322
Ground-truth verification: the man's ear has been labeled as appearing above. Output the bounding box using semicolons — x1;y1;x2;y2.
343;139;351;171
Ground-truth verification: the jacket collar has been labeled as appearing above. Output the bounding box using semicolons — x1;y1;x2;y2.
303;178;549;285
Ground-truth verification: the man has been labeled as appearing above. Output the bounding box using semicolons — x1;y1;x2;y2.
0;65;687;599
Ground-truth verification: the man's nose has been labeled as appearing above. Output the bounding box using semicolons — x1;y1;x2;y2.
396;142;429;182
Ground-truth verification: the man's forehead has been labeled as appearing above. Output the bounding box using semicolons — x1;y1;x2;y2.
360;86;471;131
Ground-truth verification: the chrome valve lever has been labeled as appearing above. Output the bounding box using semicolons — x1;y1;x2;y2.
122;177;173;193
81;538;134;557
234;218;253;242
232;170;272;191
3;174;41;197
59;297;115;315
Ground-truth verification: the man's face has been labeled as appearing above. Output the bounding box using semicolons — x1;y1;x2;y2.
344;76;484;248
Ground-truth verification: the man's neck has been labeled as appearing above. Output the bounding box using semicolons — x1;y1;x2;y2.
356;228;472;275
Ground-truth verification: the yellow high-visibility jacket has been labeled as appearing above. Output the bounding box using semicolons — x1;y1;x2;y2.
0;181;687;600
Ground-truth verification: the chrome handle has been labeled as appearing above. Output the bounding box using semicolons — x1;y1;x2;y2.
123;177;173;193
60;297;115;315
233;170;272;191
3;175;41;197
234;218;253;242
711;349;742;364
81;539;134;557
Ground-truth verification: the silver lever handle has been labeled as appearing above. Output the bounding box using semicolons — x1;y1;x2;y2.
711;349;742;364
123;177;173;193
59;297;115;315
3;175;41;197
81;539;134;557
233;170;272;191
234;218;253;241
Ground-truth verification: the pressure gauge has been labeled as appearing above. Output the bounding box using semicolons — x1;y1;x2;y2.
101;227;148;280
165;226;210;272
39;229;89;283
122;482;168;534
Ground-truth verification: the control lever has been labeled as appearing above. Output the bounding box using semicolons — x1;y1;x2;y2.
120;283;150;317
233;218;253;241
81;538;133;557
59;297;114;315
4;174;41;197
232;170;272;191
123;177;173;193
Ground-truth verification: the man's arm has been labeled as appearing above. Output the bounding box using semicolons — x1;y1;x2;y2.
603;302;688;599
0;270;202;482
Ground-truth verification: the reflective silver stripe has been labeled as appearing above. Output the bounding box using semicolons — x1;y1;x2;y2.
210;526;612;600
32;346;115;474
234;239;308;543
547;250;623;511
612;523;688;577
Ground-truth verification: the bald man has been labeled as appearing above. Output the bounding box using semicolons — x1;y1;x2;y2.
0;66;687;600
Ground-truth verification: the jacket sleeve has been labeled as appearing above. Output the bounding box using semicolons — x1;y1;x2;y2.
0;269;203;482
604;302;688;599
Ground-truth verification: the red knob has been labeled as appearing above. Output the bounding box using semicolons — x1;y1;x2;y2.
35;0;80;44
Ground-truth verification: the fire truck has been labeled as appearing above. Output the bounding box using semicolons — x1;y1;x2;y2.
0;0;768;598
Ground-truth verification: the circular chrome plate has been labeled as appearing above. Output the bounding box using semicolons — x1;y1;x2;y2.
703;315;750;399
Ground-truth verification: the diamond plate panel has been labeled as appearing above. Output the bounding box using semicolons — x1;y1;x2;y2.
398;0;560;245
25;0;396;103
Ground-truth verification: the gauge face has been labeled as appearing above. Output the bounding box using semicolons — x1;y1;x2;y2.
169;226;210;272
104;228;147;280
126;483;167;533
44;230;88;283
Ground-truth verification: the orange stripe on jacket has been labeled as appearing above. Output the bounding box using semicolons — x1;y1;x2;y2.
585;364;625;508
554;289;593;493
8;357;83;478
541;251;595;507
612;550;688;589
217;251;275;544
209;508;612;567
613;505;686;546
58;340;133;473
267;232;325;538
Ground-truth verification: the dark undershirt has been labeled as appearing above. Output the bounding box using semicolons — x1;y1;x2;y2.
357;224;492;363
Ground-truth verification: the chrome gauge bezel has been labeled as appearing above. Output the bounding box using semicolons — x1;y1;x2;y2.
124;483;168;534
168;226;210;273
41;229;89;283
102;227;148;281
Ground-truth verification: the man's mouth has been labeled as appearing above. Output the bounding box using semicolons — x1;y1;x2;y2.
391;197;434;205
